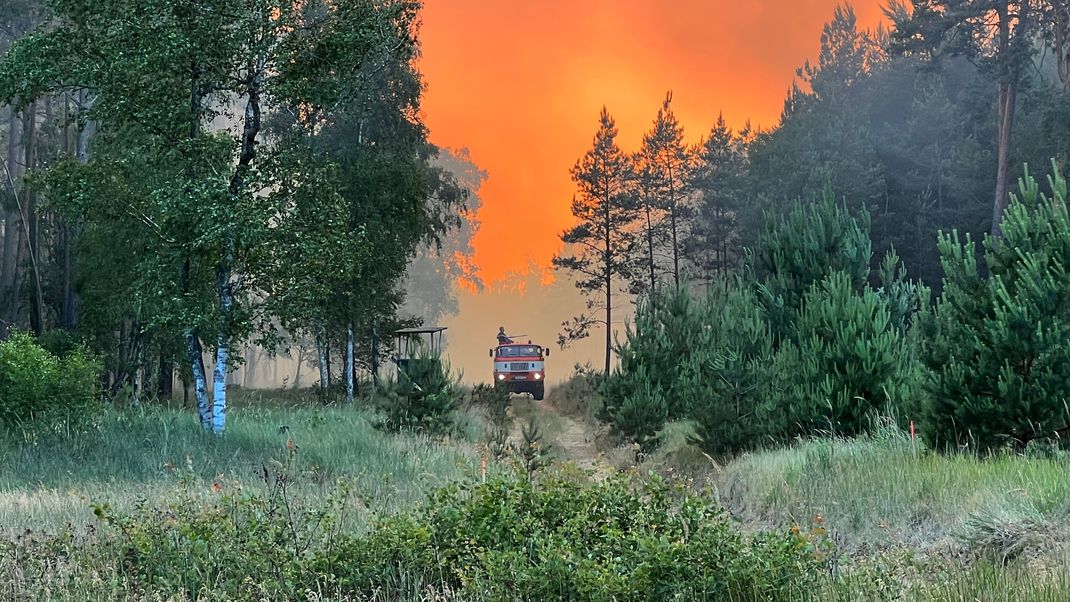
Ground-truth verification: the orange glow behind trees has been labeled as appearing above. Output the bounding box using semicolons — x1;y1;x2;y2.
419;0;887;284
417;2;886;380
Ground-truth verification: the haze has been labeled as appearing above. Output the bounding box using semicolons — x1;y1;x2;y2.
419;1;886;382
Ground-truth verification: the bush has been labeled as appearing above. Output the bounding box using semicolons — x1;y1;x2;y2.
0;332;101;436
789;266;919;437
605;198;925;456
375;345;460;434
545;363;605;419
11;466;833;600
326;469;830;601
920;164;1070;452
467;382;512;428
753;195;872;341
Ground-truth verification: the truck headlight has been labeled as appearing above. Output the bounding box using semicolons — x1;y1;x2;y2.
497;373;506;381
533;373;542;380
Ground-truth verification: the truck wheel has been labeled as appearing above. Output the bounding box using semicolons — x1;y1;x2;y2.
533;384;545;401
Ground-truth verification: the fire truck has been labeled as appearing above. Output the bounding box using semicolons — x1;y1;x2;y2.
490;341;550;400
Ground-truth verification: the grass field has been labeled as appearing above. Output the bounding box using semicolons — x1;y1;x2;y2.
3;392;1070;600
711;423;1070;600
0;402;477;534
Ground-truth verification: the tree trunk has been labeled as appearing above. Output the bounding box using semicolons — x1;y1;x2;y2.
345;323;354;403
185;333;210;428
22;104;44;336
61;90;93;331
668;167;680;286
211;330;230;434
991;0;1028;238
208;52;265;433
317;328;330;401
371;322;380;388
992;77;1018;237
293;344;304;389
243;346;258;388
603;182;613;375
211;250;235;433
1056;1;1070;94
0;110;22;338
325;339;333;388
158;354;174;402
644;201;656;295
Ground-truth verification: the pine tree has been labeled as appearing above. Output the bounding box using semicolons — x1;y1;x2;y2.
891;0;1041;236
633;92;693;289
685;114;750;282
553;108;637;374
921;163;1070;452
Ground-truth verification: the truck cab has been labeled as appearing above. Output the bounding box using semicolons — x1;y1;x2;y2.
490;343;549;400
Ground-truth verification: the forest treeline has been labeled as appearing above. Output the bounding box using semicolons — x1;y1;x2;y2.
0;0;474;432
556;2;1070;372
553;2;1070;454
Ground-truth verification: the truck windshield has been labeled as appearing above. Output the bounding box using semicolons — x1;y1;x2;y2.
496;346;541;357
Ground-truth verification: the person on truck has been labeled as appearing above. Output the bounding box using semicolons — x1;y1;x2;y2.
496;326;513;345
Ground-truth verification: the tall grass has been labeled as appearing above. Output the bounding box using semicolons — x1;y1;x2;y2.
0;404;477;532
719;424;1070;547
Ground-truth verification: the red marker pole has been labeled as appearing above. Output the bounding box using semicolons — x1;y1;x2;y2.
481;456;487;483
910;420;916;441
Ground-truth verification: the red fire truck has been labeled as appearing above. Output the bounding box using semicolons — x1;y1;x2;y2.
490;341;550;400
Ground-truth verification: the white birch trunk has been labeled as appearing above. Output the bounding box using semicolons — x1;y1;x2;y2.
345;323;354;403
212;339;229;434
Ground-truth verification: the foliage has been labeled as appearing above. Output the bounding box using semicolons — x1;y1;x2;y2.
631;91;694;292
545;362;605;420
513;418;553;479
686;114;752;281
0;0;466;433
375;346;461;435
467;382;512;429
0;332;100;436
327;469;829;601
2;464;835;601
606;198;924;455
789;267;919;436
552;107;637;373
920;163;1070;452
754;195;873;340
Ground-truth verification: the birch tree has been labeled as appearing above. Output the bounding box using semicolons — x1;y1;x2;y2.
0;0;405;431
266;0;466;401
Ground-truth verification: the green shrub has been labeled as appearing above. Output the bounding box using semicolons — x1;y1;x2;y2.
790;267;919;436
375;346;460;434
467;382;512;428
606;198;925;456
545;363;605;419
754;195;872;341
35;329;81;358
329;469;829;601
12;466;832;600
0;332;101;436
920;163;1070;452
606;370;670;449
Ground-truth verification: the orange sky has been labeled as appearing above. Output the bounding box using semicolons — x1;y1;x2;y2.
416;1;887;381
419;0;888;284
